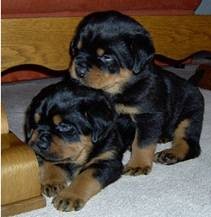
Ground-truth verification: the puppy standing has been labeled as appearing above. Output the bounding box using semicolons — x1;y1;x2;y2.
69;11;204;175
25;79;134;211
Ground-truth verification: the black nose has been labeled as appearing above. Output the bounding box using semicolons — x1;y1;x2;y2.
38;134;49;150
75;54;89;78
37;141;49;150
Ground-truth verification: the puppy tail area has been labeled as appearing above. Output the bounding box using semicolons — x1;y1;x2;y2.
154;116;202;165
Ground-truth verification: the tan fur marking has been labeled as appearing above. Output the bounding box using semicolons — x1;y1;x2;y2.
83;67;132;94
69;61;77;79
127;130;156;168
77;40;83;49
96;48;105;56
40;162;68;185
75;136;93;165
34;113;41;124
50;135;93;164
115;104;141;115
85;150;116;168
69;62;132;94
28;130;38;145
58;169;101;202
53;115;63;125
174;119;190;139
171;119;190;159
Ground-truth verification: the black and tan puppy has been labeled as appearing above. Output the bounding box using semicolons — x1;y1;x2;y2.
69;11;204;175
25;78;134;211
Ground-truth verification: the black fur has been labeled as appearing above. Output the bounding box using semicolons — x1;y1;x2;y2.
71;11;154;77
25;78;135;211
70;11;204;169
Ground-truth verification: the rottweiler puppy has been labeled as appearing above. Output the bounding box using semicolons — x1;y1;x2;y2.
69;11;204;175
25;78;135;211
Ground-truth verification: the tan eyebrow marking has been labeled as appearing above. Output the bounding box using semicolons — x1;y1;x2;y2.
77;40;83;49
53;115;63;125
34;113;41;123
96;48;105;56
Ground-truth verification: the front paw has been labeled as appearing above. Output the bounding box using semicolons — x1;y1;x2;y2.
42;183;67;197
123;164;152;176
52;193;85;212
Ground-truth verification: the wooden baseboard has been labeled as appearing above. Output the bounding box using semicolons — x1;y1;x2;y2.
1;195;46;217
1;15;211;71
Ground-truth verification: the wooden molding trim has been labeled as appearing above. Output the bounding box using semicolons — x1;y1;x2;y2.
1;15;211;71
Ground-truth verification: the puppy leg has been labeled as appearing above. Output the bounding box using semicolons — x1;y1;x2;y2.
124;113;163;176
52;169;101;211
155;116;202;165
40;161;69;197
52;151;122;211
124;130;156;175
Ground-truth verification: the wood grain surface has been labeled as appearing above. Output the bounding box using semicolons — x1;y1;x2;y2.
1;16;211;71
1;104;9;134
1;132;42;205
1;132;46;216
1;195;46;217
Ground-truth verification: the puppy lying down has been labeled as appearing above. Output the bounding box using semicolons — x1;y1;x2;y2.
25;78;135;212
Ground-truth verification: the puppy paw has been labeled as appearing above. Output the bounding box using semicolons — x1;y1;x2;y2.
154;150;178;165
52;193;85;212
123;165;152;176
42;183;67;197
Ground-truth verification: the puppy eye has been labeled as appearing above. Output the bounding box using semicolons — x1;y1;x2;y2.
56;123;75;133
98;55;113;62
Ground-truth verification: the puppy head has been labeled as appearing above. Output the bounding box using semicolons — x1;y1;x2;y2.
69;10;155;94
25;80;115;165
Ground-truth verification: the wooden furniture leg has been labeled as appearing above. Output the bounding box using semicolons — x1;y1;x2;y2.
1;104;46;217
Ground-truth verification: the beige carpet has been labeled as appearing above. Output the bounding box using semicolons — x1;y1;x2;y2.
2;77;211;217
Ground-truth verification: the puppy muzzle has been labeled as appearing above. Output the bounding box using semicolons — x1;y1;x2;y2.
74;52;91;78
75;63;88;78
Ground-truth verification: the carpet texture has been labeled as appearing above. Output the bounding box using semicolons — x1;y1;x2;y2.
2;77;211;217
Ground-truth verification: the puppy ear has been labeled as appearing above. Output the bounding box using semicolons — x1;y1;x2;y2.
87;97;116;144
131;34;155;74
70;32;81;57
